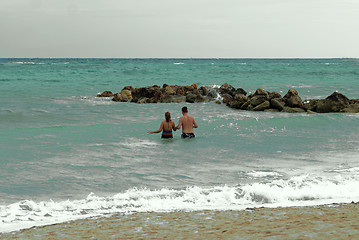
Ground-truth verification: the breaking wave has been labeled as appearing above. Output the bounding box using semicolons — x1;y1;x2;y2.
2;173;359;233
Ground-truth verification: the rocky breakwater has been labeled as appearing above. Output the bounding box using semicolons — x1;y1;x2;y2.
97;83;359;113
97;83;211;104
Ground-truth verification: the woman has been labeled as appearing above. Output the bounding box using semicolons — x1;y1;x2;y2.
147;112;176;138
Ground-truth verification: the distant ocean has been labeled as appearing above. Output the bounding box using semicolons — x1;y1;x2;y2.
1;58;359;233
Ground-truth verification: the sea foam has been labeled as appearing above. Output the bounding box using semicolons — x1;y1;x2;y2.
1;173;359;233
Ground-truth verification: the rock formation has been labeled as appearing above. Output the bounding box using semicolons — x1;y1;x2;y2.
97;83;359;113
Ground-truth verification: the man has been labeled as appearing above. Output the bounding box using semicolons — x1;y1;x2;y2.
177;106;198;138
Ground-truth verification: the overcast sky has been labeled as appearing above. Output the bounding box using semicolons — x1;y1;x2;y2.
1;0;358;58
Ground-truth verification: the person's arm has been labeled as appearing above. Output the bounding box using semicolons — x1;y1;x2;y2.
147;121;164;134
176;117;182;130
193;117;198;128
172;120;177;131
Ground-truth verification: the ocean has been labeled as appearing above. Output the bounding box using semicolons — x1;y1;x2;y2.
1;58;359;233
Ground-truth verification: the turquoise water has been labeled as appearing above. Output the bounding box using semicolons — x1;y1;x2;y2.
1;58;359;232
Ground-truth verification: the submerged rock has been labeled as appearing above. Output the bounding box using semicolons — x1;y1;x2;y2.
282;107;306;113
97;91;114;97
161;95;186;103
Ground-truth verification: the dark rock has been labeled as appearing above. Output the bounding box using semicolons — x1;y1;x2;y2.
270;98;285;111
207;88;219;99
113;90;132;102
228;101;243;109
283;89;303;108
315;100;331;113
234;88;247;96
195;95;208;103
303;99;319;111
222;94;233;104
160;95;172;103
227;94;248;109
316;92;350;113
149;91;164;103
219;83;236;96
240;101;252;110
175;87;185;96
307;110;317;114
255;88;269;99
191;83;198;89
192;89;201;95
264;109;280;112
161;95;186;103
186;93;207;103
255;88;267;95
137;97;150;104
165;86;176;95
234;94;249;102
97;91;114;97
341;103;359;113
186;93;197;103
250;95;267;106
246;104;254;111
100;84;358;115
173;95;187;103
326;92;350;104
269;92;282;99
122;86;134;91
282;107;306;113
199;86;209;96
253;101;270;111
131;87;159;102
184;85;195;94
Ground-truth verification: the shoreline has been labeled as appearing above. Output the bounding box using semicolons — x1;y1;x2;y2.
3;203;359;239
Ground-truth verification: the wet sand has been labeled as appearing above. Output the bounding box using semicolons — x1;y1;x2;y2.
2;203;359;239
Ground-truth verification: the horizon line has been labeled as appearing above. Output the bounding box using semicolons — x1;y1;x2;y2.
0;57;358;60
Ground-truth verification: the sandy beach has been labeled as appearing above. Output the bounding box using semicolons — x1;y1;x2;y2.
2;203;359;239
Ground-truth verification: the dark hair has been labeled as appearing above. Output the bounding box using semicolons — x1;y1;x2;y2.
165;112;171;122
182;107;188;113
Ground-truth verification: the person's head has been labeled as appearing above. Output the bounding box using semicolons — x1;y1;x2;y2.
165;112;171;122
182;107;188;114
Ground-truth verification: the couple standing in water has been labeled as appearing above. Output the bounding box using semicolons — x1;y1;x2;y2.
147;107;198;139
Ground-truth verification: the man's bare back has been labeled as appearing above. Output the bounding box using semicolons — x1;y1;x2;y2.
177;107;198;138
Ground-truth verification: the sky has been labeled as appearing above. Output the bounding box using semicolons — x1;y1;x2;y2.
1;0;358;58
